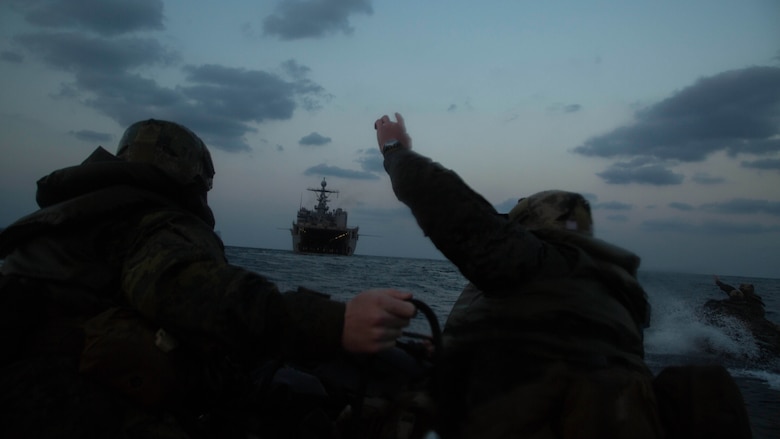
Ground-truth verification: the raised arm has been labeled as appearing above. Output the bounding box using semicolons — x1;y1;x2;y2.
713;274;735;295
374;113;567;292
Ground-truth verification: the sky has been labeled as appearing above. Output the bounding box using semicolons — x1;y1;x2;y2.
0;0;779;279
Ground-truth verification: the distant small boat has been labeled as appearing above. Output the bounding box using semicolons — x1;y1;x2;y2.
291;179;359;255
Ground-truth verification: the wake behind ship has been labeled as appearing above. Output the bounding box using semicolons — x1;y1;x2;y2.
291;179;359;255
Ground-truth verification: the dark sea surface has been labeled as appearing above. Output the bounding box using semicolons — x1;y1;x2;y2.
226;246;780;439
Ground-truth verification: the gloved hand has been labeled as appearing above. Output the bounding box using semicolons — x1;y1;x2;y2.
374;112;413;152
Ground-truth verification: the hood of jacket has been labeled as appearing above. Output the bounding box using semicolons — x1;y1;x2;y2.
0;147;215;257
533;228;650;328
36;147;214;225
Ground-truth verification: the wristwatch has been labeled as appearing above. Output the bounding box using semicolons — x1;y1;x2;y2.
382;139;404;155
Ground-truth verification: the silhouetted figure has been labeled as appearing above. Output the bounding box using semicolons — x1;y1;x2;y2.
713;275;765;318
705;275;780;360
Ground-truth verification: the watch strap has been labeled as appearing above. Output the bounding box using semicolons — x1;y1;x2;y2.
382;139;404;155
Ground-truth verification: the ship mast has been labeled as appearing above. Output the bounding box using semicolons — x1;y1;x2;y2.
308;178;339;215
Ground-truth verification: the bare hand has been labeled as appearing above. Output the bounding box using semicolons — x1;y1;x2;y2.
342;288;416;353
374;112;413;152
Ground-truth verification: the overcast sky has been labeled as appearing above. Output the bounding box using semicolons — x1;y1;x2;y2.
1;0;779;278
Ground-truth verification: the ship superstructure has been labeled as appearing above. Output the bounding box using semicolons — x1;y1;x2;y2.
291;179;359;255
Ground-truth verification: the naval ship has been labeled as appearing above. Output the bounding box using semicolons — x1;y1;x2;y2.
291;179;359;255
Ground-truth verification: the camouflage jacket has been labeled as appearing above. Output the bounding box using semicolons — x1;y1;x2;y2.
0;147;346;365
383;148;650;371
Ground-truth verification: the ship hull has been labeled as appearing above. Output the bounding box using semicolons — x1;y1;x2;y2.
292;224;359;256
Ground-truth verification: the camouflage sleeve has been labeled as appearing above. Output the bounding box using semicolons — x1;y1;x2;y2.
715;279;735;295
121;207;345;362
383;149;568;291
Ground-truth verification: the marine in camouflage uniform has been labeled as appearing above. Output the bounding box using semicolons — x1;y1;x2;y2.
713;275;765;315
0;120;378;438
375;113;662;439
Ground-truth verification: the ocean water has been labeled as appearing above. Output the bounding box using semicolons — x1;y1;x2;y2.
225;246;780;439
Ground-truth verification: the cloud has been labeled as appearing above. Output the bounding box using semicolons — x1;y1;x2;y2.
303;163;379;180
23;0;164;37
15;29;328;152
548;103;583;114
700;198;780;216
606;214;629;222
6;2;333;153
69;129;112;144
299;132;332;146
1;51;24;63
16;32;177;73
355;149;383;173
691;172;725;184
741;157;780;171
281;59;333;110
263;0;373;40
574;66;780;163
596;158;684;185
593;201;633;210
669;202;694;211
179;63;324;124
281;59;311;80
641;218;780;235
581;193;599;203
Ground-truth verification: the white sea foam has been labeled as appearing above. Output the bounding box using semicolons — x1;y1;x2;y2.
643;285;761;359
730;368;780;391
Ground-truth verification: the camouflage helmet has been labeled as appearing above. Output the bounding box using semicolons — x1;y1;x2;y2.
117;119;215;191
508;190;593;236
